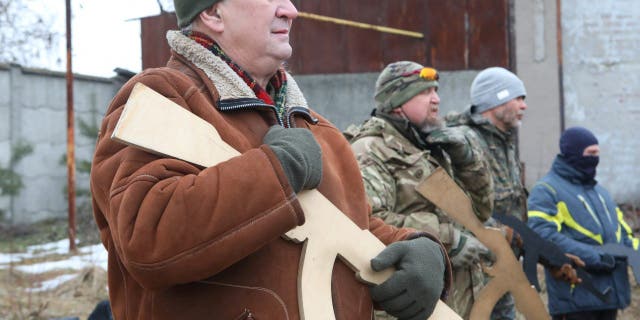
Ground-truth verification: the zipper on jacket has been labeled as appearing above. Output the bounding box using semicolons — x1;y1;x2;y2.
218;97;284;124
577;194;603;231
218;98;318;128
285;106;319;128
597;193;620;243
597;193;614;227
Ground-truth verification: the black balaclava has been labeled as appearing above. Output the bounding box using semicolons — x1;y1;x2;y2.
559;126;599;180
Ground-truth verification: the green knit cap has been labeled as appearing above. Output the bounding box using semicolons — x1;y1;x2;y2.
174;0;221;28
374;61;439;113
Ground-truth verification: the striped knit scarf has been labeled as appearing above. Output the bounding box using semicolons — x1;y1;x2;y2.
184;31;288;120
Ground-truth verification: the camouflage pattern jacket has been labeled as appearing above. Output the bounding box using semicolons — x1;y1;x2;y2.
446;108;527;221
345;115;493;246
346;115;494;318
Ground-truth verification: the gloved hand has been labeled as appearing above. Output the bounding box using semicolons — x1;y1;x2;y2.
263;125;322;193
428;127;494;222
587;253;617;273
449;229;493;268
550;253;585;285
370;237;445;320
426;127;473;166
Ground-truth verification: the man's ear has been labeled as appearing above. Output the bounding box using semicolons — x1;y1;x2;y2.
198;4;223;32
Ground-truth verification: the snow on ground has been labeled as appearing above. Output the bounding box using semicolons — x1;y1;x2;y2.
0;240;108;291
30;274;78;293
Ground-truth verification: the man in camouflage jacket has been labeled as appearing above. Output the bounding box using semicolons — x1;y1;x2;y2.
445;67;528;320
345;61;495;319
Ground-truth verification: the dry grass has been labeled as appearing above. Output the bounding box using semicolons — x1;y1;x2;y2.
0;265;108;320
1;215;640;319
0;209;108;320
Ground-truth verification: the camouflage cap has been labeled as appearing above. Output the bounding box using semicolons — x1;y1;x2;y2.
374;61;439;113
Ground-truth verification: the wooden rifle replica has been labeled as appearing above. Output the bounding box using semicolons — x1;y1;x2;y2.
416;168;549;320
492;213;611;302
111;83;460;320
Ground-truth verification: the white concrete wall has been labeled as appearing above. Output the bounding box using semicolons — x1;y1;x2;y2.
0;65;11;217
561;0;640;205
0;64;119;223
515;0;563;188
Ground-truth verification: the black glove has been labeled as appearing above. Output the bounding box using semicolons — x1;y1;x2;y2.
426;127;473;166
263;125;322;193
370;237;445;320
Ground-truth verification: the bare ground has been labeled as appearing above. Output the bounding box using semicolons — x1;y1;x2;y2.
1;218;640;320
0;213;108;320
0;263;108;319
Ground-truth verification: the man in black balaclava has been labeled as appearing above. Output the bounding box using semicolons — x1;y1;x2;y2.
526;126;638;320
559;126;600;181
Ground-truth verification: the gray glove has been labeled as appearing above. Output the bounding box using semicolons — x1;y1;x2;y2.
449;229;493;268
370;237;445;320
426;127;473;166
263;125;322;193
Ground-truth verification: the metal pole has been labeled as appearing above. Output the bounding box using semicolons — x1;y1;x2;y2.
556;0;566;132
65;0;77;253
297;12;424;39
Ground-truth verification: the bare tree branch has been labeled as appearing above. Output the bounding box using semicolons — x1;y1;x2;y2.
0;0;60;67
156;0;165;13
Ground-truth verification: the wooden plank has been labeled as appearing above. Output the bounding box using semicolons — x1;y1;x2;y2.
427;0;468;70
112;83;461;320
343;1;385;72
289;0;346;74
468;0;510;68
136;1;512;73
383;0;428;65
141;13;177;70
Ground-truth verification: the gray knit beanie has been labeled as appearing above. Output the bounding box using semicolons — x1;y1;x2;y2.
173;0;221;28
470;67;526;114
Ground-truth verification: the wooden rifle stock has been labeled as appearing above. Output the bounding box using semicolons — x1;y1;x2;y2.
416;167;549;320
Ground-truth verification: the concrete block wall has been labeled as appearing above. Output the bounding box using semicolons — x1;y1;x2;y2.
514;0;640;205
0;64;118;223
515;0;563;188
0;65;11;217
560;0;640;205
